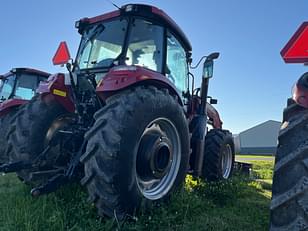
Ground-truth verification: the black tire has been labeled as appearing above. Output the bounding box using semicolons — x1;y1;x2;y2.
7;95;73;184
0;108;18;164
282;98;305;122
270;100;308;230
202;129;235;181
81;86;190;219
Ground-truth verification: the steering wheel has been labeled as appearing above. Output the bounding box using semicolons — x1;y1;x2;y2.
95;58;114;67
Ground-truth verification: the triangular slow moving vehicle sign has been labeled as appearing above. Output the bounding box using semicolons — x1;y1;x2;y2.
281;22;308;63
52;41;71;65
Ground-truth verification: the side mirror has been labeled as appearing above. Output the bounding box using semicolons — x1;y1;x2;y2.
202;52;220;79
52;41;71;65
203;60;214;78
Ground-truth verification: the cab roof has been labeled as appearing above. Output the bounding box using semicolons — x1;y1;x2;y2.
76;4;192;52
1;68;50;79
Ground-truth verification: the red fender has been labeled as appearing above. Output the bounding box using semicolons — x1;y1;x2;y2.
37;73;75;112
189;96;222;129
206;103;223;129
96;66;183;105
0;99;28;117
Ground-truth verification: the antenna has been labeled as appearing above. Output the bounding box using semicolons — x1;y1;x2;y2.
106;0;120;10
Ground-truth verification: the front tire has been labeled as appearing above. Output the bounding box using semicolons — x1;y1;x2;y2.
202;129;235;181
81;86;190;219
270;99;308;230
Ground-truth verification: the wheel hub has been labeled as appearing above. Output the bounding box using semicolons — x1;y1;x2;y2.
137;132;173;180
135;118;181;200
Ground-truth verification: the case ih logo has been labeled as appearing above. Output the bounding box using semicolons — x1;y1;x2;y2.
281;22;308;63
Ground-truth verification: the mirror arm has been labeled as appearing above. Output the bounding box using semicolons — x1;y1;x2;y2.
190;56;207;69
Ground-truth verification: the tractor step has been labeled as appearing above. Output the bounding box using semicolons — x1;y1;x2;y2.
0;161;32;173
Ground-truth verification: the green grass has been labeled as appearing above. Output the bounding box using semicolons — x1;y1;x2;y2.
250;160;274;180
0;160;273;231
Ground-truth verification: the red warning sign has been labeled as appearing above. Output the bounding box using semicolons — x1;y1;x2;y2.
281;22;308;63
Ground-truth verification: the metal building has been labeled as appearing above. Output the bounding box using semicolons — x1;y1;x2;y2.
234;120;281;155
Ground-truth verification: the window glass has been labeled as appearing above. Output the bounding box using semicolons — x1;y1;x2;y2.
166;33;188;92
78;19;128;69
0;75;15;100
126;19;164;72
15;74;38;100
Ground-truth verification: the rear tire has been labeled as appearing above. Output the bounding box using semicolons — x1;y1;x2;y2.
7;95;73;184
81;86;190;220
202;129;235;181
282;98;305;122
0;109;18;164
270;100;308;230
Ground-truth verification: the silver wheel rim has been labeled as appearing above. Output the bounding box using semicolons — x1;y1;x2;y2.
136;118;181;200
221;144;233;179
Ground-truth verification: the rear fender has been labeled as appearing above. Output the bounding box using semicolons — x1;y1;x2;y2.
37;73;75;112
0;99;27;117
189;96;222;129
206;103;223;129
96;66;183;105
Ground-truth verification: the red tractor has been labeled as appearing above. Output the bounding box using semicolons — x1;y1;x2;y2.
3;4;235;219
270;22;308;230
0;68;49;164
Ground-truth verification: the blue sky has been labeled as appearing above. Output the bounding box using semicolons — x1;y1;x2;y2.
1;0;307;133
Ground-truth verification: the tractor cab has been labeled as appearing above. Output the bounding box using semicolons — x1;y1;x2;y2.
55;4;192;98
0;68;49;103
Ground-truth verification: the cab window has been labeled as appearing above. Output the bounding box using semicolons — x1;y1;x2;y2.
15;74;39;100
78;19;128;69
166;33;188;93
126;19;164;72
0;75;15;100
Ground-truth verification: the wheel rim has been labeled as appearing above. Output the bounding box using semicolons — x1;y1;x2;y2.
136;118;181;200
221;144;233;179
